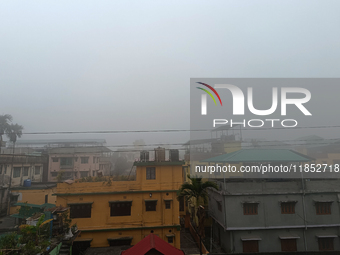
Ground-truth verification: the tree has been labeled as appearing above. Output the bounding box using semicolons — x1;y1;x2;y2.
177;175;218;252
0;114;12;154
177;175;219;207
6;124;23;153
6;123;23;215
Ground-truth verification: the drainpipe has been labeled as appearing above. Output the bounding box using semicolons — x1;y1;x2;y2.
301;164;308;251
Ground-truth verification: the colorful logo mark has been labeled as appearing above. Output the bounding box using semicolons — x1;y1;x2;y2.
196;82;222;106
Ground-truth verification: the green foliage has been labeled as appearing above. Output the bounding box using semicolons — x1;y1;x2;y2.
0;232;18;250
177;175;219;206
19;215;51;254
61;211;72;232
56;170;65;182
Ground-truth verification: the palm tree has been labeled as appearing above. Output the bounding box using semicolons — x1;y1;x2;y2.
6;123;23;215
177;175;219;207
6;123;23;154
0;114;12;154
177;175;218;254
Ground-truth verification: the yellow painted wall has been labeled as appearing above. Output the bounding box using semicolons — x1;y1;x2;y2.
10;187;56;214
56;163;183;248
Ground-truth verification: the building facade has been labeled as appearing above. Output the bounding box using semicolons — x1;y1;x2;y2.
48;146;112;182
209;179;340;253
55;160;184;249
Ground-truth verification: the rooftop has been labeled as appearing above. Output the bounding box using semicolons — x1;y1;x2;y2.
49;146;112;154
15;139;106;145
202;149;314;163
11;182;57;190
121;233;185;255
134;160;185;166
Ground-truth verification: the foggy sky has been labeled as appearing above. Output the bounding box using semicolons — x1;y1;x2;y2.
1;0;340;149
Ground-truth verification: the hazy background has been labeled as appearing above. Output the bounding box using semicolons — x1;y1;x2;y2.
1;0;340;149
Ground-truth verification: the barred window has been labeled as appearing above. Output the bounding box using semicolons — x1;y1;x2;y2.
243;203;258;215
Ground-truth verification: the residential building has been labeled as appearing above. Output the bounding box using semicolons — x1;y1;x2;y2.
48;146;112;182
203;148;340;253
209;178;340;253
55;149;184;249
9;183;57;215
0;154;46;187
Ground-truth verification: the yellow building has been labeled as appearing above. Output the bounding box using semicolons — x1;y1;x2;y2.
55;160;184;249
10;183;57;215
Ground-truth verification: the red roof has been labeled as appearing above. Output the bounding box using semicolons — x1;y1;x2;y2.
121;233;185;255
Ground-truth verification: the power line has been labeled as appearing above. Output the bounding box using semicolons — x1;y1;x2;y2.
19;125;340;135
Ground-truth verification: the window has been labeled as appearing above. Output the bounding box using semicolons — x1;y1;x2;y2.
318;238;334;251
45;194;48;203
74;157;78;162
108;237;133;246
0;165;2;174
60;157;73;168
243;240;259;253
23;167;29;176
80;171;88;178
52;157;58;162
93;157;96;163
13;167;21;178
145;200;157;211
51;172;58;177
4;165;7;174
281;202;296;214
110;201;132;216
81;157;89;164
243;203;258;215
167;236;174;244
35;166;40;175
10;194;19;205
281;239;297;252
69;203;92;218
316;202;332;215
165;201;171;209
146;167;156;180
217;201;222;212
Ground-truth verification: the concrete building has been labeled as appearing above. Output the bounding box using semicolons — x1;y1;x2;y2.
55;152;184;249
48;146;112;182
9;182;56;215
209;178;340;253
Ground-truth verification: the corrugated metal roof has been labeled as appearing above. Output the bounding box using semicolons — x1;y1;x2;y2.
49;146;112;154
202;149;313;163
16;139;106;145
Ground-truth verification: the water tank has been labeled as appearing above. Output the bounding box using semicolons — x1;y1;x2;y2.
154;147;165;162
140;151;149;162
169;149;179;161
23;179;31;187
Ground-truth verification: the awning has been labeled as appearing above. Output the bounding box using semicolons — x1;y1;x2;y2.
241;201;259;204
108;200;132;203
166;234;175;237
107;236;133;240
67;202;93;205
316;235;338;238
313;200;334;203
163;199;173;201
279;235;300;239
241;236;262;241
